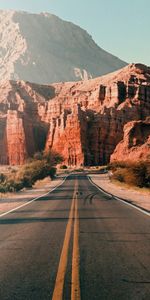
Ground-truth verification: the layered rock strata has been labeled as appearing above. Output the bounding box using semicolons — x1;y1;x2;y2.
0;63;149;165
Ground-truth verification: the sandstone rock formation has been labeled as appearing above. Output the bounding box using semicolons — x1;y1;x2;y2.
0;63;149;166
0;10;126;84
110;119;150;163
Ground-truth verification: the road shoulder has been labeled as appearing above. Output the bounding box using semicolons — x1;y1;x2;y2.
89;173;150;212
0;176;64;215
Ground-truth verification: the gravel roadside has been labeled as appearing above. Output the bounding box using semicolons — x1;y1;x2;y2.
0;176;64;215
89;173;150;212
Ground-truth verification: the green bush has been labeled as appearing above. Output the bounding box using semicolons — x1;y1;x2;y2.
0;184;6;193
0;150;63;193
0;173;6;183
16;160;51;187
60;165;68;169
43;150;63;165
48;167;56;179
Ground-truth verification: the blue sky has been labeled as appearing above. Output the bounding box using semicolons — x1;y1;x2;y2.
0;0;149;65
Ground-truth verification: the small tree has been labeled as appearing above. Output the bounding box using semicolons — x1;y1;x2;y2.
0;173;6;183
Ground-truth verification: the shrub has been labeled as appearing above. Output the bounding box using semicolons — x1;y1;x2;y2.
48;167;56;179
132;162;150;187
16;160;49;186
0;150;64;193
75;168;83;172
112;169;126;182
60;165;68;169
108;161;127;171
0;173;6;183
0;184;6;193
33;152;43;161
111;161;150;188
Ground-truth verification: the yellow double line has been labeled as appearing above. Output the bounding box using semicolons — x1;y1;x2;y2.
52;179;81;300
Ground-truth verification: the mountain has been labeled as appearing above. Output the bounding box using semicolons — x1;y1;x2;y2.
0;10;127;84
0;63;149;166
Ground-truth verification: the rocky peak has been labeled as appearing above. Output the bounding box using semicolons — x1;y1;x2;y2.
0;10;126;84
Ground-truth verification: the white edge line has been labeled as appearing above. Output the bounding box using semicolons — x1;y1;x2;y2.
88;176;150;217
88;176;112;197
0;175;69;218
114;196;150;217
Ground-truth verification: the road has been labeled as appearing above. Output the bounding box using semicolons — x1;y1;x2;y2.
0;173;150;300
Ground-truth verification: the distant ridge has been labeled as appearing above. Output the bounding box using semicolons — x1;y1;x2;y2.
0;10;127;84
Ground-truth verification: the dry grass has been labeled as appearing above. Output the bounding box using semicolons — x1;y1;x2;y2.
111;178;150;195
0;192;13;199
33;177;51;189
110;161;150;189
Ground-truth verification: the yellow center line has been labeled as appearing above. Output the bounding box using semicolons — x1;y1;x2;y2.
71;181;81;300
52;180;77;300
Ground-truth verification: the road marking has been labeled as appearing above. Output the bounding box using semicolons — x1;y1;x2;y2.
88;176;150;217
52;179;81;300
71;181;81;300
0;176;68;218
52;181;77;300
114;196;150;217
88;176;112;197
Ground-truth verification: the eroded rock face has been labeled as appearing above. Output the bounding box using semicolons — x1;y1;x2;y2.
45;104;87;166
110;119;150;163
6;110;27;165
0;80;50;164
0;63;149;165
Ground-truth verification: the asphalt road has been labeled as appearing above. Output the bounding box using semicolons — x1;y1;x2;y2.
0;174;150;300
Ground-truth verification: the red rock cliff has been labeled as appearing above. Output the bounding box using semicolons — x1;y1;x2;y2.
0;63;149;165
110;119;150;163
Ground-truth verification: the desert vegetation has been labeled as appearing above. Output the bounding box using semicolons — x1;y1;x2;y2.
108;161;150;188
0;151;63;193
60;165;68;169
